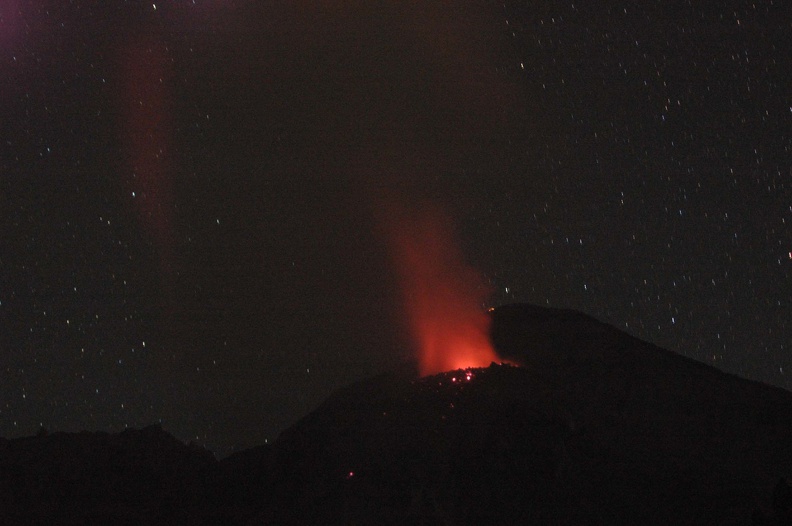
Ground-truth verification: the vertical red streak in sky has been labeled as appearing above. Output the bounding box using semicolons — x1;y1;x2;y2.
386;204;499;376
0;0;22;46
120;38;175;307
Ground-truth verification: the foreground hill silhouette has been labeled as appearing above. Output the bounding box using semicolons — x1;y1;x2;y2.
2;303;792;524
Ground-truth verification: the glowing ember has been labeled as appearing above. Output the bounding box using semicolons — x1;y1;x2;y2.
384;203;500;376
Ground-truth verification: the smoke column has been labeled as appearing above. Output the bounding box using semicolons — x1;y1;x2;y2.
383;202;499;376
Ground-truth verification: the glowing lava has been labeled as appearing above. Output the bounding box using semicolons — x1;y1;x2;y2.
385;204;500;376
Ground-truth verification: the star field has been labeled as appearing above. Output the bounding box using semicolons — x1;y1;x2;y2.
485;0;792;383
1;0;791;456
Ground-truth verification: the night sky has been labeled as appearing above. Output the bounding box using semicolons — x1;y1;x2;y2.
2;0;791;456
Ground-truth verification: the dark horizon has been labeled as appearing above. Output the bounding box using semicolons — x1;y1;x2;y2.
3;304;792;524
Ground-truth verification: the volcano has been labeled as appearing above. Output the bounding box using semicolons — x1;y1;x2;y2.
3;304;792;524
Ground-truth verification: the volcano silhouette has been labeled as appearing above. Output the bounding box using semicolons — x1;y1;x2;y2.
2;304;792;525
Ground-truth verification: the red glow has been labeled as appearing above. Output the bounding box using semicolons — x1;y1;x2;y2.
120;37;177;311
385;204;499;376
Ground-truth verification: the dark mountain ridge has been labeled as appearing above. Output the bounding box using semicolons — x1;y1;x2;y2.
2;303;792;524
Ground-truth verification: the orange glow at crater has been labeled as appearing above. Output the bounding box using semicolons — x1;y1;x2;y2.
385;204;500;376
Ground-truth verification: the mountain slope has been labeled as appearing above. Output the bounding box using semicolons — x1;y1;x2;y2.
0;424;222;525
2;303;792;524
247;303;792;524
